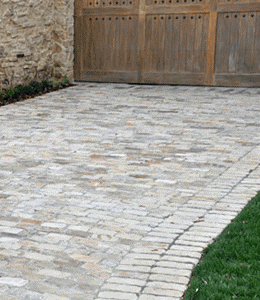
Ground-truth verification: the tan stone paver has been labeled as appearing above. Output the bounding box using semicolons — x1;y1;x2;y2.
0;83;259;299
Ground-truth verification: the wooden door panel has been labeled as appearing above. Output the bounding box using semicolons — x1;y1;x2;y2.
81;14;139;81
215;12;260;74
214;10;260;85
143;13;209;74
76;0;139;82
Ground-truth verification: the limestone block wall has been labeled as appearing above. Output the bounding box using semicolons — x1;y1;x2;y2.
0;0;74;89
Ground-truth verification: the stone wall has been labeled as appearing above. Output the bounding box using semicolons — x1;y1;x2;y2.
0;0;74;89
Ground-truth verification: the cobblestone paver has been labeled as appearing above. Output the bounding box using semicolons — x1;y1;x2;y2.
0;83;259;299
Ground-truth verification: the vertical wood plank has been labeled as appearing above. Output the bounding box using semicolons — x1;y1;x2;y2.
216;12;233;74
103;17;109;70
227;13;238;73
83;15;92;71
128;17;133;70
237;12;247;73
91;17;98;70
152;16;159;71
171;15;180;72
114;16;120;70
201;15;209;72
137;0;146;81
99;16;105;70
178;15;187;72
253;12;260;73
186;14;195;72
144;15;151;71
193;14;203;72
120;16;127;70
94;17;101;70
165;15;173;72
132;16;139;71
157;15;166;71
245;12;256;73
107;17;114;70
206;1;217;84
230;13;239;73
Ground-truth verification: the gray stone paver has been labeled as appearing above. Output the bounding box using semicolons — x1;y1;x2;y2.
0;82;259;299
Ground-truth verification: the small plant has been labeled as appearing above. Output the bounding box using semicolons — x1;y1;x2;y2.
5;86;19;100
48;76;70;89
0;77;71;107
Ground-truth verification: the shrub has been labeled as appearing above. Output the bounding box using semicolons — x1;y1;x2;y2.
0;77;71;106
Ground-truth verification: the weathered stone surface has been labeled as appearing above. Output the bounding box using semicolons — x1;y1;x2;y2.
0;277;28;287
0;0;74;88
0;83;260;299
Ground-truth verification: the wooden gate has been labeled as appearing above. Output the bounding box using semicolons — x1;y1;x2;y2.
75;0;260;86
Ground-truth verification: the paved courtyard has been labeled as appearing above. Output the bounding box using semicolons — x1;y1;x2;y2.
0;83;259;300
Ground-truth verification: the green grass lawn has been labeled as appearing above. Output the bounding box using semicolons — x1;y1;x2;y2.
183;192;260;300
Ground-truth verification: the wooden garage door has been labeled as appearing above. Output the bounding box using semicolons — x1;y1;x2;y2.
74;0;260;86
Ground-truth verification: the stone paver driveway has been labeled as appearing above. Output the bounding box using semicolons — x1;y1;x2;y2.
0;83;260;300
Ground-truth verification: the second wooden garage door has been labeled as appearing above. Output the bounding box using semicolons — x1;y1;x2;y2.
75;0;260;86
